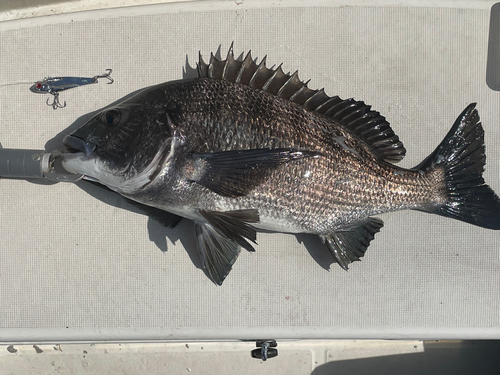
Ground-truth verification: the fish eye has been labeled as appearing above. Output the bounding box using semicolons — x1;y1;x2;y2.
102;109;121;126
36;83;42;89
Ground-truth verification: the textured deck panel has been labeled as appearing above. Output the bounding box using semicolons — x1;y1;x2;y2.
0;2;498;341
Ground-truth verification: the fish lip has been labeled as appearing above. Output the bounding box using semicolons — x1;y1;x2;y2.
63;135;96;156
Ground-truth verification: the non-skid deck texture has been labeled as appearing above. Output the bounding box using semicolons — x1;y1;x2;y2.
0;2;499;341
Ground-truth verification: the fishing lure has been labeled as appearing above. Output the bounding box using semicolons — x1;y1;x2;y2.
30;69;114;109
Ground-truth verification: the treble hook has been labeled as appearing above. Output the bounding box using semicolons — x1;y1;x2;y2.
46;91;66;110
93;69;114;84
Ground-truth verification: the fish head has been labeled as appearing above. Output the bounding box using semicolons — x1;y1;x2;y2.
61;88;175;193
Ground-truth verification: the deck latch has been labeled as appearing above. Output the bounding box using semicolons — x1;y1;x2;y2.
251;340;278;361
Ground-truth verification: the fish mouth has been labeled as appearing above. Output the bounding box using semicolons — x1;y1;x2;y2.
63;135;96;156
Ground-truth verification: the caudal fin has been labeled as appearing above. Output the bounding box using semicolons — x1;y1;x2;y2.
417;103;500;229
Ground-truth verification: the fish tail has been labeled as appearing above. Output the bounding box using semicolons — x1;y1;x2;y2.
416;103;500;229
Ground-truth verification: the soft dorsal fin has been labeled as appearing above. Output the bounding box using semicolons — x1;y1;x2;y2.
197;44;406;163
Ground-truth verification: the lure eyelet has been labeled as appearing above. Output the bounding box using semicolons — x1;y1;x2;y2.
102;109;121;126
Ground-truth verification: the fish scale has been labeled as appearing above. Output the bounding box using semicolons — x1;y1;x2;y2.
61;46;500;285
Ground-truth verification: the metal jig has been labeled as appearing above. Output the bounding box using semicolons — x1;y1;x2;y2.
30;69;114;110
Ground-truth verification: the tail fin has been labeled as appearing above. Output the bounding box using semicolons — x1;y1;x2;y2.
416;103;500;229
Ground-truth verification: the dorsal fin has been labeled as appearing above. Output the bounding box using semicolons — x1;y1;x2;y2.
197;44;406;163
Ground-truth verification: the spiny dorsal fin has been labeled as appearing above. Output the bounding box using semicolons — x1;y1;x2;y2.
197;44;406;163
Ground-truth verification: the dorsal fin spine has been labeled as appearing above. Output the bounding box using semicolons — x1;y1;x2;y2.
197;51;209;78
262;64;282;92
277;71;301;98
235;51;249;83
222;47;232;80
249;56;272;88
288;79;310;102
237;51;256;85
304;88;330;110
208;53;217;79
314;96;341;114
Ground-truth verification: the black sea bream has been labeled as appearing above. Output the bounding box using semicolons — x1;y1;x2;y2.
62;46;500;285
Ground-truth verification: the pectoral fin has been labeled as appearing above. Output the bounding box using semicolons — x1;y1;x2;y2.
195;209;259;285
189;148;319;197
322;218;383;270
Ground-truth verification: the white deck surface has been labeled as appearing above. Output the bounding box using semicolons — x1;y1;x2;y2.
0;0;499;351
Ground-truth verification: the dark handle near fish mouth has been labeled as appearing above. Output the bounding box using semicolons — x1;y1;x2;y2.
0;143;83;182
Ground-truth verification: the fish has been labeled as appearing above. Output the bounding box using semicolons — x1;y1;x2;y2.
61;45;500;285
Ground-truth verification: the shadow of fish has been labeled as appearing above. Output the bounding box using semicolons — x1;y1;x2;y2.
61;44;500;285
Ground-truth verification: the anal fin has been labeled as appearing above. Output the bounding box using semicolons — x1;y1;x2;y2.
195;209;259;285
322;218;383;270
